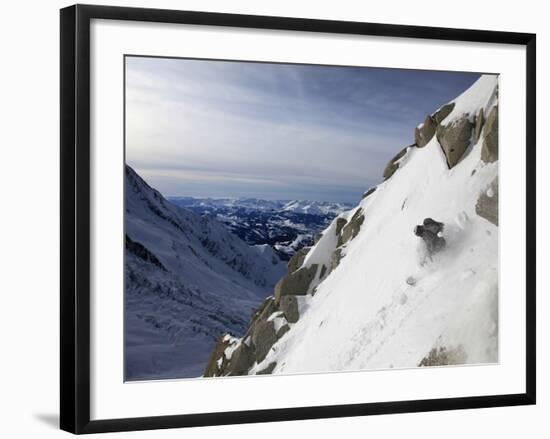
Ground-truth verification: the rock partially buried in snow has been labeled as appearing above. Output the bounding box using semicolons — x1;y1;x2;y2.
436;115;474;168
335;217;347;235
481;106;498;163
361;187;377;200
287;247;310;274
257;362;277;375
474;107;485;141
338;209;365;247
432;102;455;124
418;345;467;367
226;341;256;375
274;264;318;302
475;177;498;226
383;146;410;180
203;334;233;377
251;318;284;362
279;295;300;323
415;116;437;148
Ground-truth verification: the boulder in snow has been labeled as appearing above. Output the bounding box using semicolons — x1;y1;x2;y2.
383;146;409;180
432;102;455;124
257;362;277;374
287;247;310;274
414;115;437;148
338;208;365;247
475;177;498;226
418;345;467;367
274;264;318;302
279;295;300;323
481;106;498;163
361;187;377;200
251;315;289;362
474;107;485;142
436;115;474;168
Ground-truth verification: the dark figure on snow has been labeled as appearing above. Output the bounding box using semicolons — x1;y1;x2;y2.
414;218;446;255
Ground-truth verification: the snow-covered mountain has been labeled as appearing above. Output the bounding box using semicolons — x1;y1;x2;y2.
168;196;353;260
204;74;499;377
168;197;351;216
124;166;286;380
281;200;351;216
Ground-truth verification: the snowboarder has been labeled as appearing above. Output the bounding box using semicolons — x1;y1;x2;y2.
414;218;446;256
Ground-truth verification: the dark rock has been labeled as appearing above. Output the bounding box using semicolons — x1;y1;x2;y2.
481;106;498;163
226;341;256;376
319;264;327;279
436;115;474;168
203;334;232;377
383;146;409;180
474;107;485;142
418;345;467;367
251;319;278;363
338;208;365;247
475;177;498;226
335;218;347;235
257;362;277;375
330;248;344;272
415;115;437;148
287;247;310;274
251;315;289;363
432;102;455;124
250;296;277;327
361;187;377;200
279;295;300;323
274;264;318;302
313;233;323;245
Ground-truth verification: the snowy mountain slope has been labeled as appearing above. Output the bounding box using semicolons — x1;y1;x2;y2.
125;166;286;380
204;74;499;377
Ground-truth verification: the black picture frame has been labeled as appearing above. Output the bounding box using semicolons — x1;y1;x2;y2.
60;4;536;434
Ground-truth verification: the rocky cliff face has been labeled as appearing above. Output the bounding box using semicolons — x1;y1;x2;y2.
204;75;500;377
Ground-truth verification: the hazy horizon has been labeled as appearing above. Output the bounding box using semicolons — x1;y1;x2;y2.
126;56;481;204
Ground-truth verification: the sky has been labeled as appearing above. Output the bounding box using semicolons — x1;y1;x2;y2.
125;56;481;203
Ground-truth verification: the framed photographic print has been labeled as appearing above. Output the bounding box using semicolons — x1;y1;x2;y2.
60;4;536;434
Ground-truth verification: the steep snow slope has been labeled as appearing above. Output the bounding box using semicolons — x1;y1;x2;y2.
125;166;286;380
205;75;499;377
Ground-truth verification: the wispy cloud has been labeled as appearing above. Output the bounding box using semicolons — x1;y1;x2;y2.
125;57;480;203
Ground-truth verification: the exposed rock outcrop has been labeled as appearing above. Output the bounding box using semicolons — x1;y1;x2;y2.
287;247;310;274
415;103;455;148
279;295;300;323
383;146;409;180
338;208;365;247
274;264;318;302
474;108;485;141
436;116;474;168
481;106;498;163
418;345;467;367
433;103;455;124
475;177;498;226
415;116;437;148
362;187;377;200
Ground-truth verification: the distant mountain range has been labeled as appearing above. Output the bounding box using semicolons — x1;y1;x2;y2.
167;197;353;260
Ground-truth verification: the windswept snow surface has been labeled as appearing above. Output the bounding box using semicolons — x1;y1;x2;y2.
125;166;286;380
249;75;499;375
